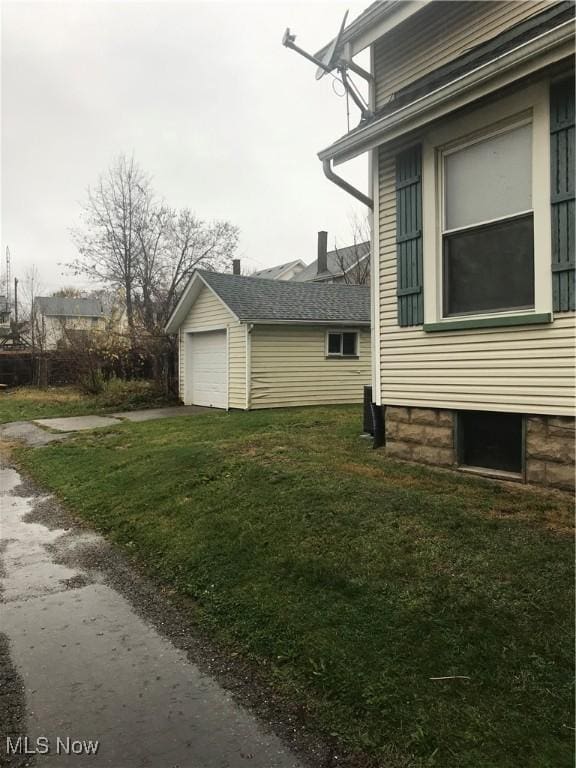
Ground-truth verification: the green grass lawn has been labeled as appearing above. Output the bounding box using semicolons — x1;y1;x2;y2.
0;381;176;424
13;406;574;767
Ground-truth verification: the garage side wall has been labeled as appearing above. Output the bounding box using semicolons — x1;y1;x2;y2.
249;325;371;409
178;285;247;409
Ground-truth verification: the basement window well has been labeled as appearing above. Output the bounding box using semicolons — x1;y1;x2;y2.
457;411;524;476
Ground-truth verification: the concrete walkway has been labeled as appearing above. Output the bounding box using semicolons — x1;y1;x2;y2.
34;405;211;433
0;406;213;447
0;465;302;767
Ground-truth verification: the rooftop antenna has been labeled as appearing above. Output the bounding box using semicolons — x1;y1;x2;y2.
282;10;372;123
314;10;348;80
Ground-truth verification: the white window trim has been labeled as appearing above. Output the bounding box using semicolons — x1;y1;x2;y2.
422;82;552;327
325;329;359;358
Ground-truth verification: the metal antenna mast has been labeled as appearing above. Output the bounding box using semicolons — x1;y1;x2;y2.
282;10;373;124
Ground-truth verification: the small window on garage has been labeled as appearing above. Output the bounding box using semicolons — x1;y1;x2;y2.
326;331;358;357
458;411;523;475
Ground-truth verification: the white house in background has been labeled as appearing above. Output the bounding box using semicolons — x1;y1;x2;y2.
35;296;106;350
165;270;371;410
252;259;306;281
313;0;575;489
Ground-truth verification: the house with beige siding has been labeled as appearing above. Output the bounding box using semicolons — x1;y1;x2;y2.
35;296;106;350
310;0;575;489
165;270;371;410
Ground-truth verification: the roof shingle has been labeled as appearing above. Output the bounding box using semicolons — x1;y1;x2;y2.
199;271;370;324
36;297;104;317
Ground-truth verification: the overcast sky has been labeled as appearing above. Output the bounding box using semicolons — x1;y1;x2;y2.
1;0;369;294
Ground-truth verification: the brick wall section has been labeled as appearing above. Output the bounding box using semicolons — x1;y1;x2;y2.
526;416;575;491
385;406;456;467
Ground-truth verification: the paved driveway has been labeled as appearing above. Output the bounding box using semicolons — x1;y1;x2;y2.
0;465;302;768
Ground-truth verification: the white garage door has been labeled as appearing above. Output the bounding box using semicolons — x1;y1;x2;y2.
187;330;227;408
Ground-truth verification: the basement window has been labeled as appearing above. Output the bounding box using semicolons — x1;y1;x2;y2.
326;331;358;357
457;411;524;475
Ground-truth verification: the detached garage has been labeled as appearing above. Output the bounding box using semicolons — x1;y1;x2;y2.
165;270;371;410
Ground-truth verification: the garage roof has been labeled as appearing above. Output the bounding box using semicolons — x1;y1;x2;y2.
165;270;370;333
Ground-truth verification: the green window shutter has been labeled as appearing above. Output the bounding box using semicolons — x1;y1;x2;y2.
396;145;423;326
550;77;575;312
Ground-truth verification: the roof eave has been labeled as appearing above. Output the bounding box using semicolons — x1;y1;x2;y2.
165;271;241;334
314;1;431;61
241;318;370;326
318;20;575;165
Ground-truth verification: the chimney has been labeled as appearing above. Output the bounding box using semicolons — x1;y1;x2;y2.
317;231;328;275
232;259;241;275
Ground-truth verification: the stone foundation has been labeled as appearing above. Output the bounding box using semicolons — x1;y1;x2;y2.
525;415;575;491
385;406;575;492
385;406;456;467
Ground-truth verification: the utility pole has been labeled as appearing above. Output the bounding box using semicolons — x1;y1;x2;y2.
14;277;18;323
5;246;11;308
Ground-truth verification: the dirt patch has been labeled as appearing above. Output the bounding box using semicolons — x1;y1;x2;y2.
0;634;34;768
338;462;387;479
487;503;574;536
22;496;80;532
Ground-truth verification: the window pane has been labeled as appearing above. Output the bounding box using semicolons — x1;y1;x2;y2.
444;214;534;316
342;333;357;356
459;411;523;473
445;124;532;230
328;333;341;354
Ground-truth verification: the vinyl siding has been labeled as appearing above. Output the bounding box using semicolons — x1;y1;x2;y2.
178;285;246;409
374;0;554;110
250;325;371;409
377;146;576;416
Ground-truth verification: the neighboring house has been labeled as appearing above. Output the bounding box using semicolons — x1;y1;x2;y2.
35;297;106;350
0;295;11;345
314;1;575;489
165;270;371;410
292;231;370;284
252;260;306;281
0;295;10;324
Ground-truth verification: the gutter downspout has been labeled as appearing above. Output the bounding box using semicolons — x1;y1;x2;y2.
322;159;373;209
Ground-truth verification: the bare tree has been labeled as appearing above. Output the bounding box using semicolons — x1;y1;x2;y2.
70;155;239;339
70;154;152;334
333;214;371;285
19;265;44;350
157;210;238;328
134;202;171;332
51;286;84;298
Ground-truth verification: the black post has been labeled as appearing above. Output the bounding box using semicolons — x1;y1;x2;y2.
371;403;385;449
363;385;373;435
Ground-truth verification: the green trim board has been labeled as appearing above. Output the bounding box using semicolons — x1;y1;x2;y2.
550;76;575;312
395;145;424;327
423;313;552;332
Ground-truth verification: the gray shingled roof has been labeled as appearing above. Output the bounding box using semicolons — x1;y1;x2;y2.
291;241;370;282
199;271;370;324
36;296;104;317
252;260;304;280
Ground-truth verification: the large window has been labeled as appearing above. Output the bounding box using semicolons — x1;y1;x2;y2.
442;123;535;317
